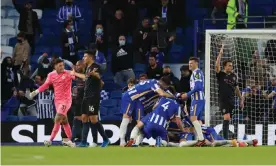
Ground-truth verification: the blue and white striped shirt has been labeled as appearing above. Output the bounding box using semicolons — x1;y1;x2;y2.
188;68;205;101
57;5;82;31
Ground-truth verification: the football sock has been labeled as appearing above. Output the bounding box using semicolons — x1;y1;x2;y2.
223;120;230;140
90;123;98;143
72;118;81;140
96;122;108;141
63;123;72;140
179;141;197;147
192;120;204;141
130;126;139;140
81;122;90;143
119;118;130;145
50;123;61;141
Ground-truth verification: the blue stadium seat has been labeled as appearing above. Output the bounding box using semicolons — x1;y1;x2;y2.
116;99;121;107
1;9;7;18
108;107;121;116
31;54;41;64
103;82;120;91
8;37;17;47
20;116;37;121
43;28;55;36
51;47;62;55
102;72;114;80
35;46;51;55
134;63;146;72
100;99;117;108
1;111;9;121
102;115;122;121
6;115;19;122
100;107;108;116
110;90;122;99
42;9;57;18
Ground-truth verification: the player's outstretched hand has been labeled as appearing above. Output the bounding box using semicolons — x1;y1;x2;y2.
181;93;188;100
70;66;76;76
29;90;39;99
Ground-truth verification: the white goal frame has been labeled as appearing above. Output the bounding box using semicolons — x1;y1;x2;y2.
204;29;276;126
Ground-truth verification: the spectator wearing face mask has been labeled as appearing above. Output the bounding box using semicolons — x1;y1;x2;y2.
133;18;152;63
89;44;107;71
111;35;135;86
37;58;53;78
1;57;19;102
146;54;163;80
61;20;79;64
163;66;181;92
13;32;31;74
12;0;43;55
110;10;127;46
145;45;165;67
90;23;108;57
57;0;82;32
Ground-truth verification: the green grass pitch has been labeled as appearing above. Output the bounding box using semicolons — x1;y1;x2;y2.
1;146;276;165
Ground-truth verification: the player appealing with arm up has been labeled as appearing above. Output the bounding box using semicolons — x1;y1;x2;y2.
30;59;75;147
180;57;206;147
72;50;109;148
215;45;243;140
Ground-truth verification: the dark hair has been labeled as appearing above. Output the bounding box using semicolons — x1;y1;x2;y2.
64;20;71;28
167;85;176;95
42;58;50;64
142;17;149;21
52;55;59;59
163;65;170;69
53;59;63;66
36;74;45;81
180;65;189;71
160;76;171;86
17;32;26;38
149;54;157;60
84;50;96;59
189;57;199;63
223;60;232;67
127;78;136;85
139;74;148;79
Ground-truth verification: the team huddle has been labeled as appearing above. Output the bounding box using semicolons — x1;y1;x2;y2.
29;48;258;148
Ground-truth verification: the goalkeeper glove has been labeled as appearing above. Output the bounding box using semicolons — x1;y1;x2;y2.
30;90;39;99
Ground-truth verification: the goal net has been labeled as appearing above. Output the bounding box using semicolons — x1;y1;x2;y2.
204;30;276;145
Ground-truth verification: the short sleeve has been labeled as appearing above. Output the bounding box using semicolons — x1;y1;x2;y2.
150;80;160;92
216;71;223;79
194;71;202;82
233;74;238;87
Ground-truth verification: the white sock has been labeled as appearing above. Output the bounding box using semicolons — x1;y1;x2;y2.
119;118;130;145
213;140;227;146
192;121;204;141
135;133;144;145
243;140;253;145
130;126;139;140
179;141;197;147
167;142;179;147
161;140;168;147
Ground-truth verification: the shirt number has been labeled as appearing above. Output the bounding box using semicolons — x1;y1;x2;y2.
161;101;170;111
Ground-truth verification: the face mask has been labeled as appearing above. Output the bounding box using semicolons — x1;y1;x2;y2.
119;40;125;46
43;64;49;68
17;39;22;43
96;28;103;34
163;72;170;76
70;25;74;30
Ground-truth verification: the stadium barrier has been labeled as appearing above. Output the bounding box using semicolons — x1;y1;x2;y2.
1;121;276;145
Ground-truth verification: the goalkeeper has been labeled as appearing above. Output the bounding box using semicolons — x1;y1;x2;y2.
215;45;244;140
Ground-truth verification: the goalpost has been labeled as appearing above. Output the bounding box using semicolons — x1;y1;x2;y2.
204;29;276;145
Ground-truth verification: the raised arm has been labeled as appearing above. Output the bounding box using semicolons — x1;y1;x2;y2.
215;44;224;73
155;88;175;98
267;91;276;99
235;86;244;109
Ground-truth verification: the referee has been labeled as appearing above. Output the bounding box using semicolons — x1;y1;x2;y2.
215;45;244;140
73;50;109;147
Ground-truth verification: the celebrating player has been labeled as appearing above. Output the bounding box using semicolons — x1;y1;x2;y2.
180;57;206;146
119;77;174;146
215;45;243;140
72;50;109;147
126;97;184;147
30;59;75;147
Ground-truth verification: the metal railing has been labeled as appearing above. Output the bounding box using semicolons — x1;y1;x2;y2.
193;15;276;57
